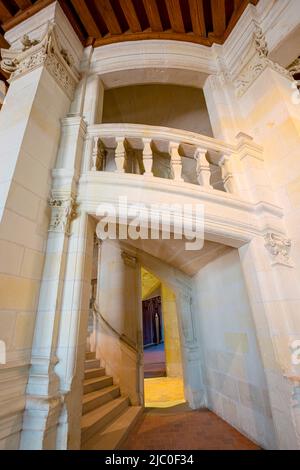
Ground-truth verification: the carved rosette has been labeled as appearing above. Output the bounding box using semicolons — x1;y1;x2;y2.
48;195;78;236
264;233;293;267
235;25;293;97
0;24;79;100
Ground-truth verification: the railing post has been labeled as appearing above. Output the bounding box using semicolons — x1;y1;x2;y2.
142;138;154;177
218;154;237;194
169;141;183;182
194;148;212;188
115;137;126;173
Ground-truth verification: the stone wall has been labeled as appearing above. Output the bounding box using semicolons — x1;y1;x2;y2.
194;248;277;449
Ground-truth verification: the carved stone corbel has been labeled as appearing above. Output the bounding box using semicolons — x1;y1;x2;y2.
0;23;79;100
264;232;293;267
48;194;78;236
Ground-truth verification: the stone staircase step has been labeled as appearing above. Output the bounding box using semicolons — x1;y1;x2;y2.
81;397;129;444
81;406;143;450
83;376;113;394
84;367;105;380
85;359;100;370
82;385;121;415
85;352;96;360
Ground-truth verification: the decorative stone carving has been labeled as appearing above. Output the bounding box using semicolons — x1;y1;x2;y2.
121;251;137;268
264;233;293;267
254;25;268;58
0;23;79;100
21;34;40;51
287;57;300;77
49;195;78;236
235;24;293;97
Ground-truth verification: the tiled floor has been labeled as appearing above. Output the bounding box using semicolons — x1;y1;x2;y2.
144;377;185;408
122;404;260;450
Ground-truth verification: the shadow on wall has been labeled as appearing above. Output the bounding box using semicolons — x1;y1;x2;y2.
102;84;213;136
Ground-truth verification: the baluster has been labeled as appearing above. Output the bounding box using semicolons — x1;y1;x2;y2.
115;137;126;173
169;141;183;182
142;138;154;177
91;137;99;171
91;137;106;171
194;148;212;188
218;154;236;193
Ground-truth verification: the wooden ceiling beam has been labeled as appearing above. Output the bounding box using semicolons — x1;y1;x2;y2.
96;0;122;35
142;0;163;33
14;0;32;10
2;0;54;32
0;30;8;48
165;0;185;34
119;0;141;33
70;0;102;38
188;0;206;37
93;30;212;48
0;1;13;22
211;0;226;37
224;0;256;41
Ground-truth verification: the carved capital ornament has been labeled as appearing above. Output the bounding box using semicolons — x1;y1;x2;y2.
264;233;293;267
1;23;79;100
48;195;78;236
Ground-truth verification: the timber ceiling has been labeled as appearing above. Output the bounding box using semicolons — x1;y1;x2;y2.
0;0;259;80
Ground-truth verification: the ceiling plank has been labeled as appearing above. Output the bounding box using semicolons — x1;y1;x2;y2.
119;0;141;33
188;0;206;36
0;2;13;22
14;0;32;10
96;0;122;35
142;0;163;32
70;0;102;38
2;0;54;32
223;0;254;41
165;0;185;33
211;0;226;37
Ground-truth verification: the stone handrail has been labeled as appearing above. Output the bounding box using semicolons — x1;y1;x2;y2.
86;123;240;191
85;123;263;196
92;303;138;353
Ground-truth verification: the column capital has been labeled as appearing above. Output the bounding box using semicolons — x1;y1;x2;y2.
264;232;294;268
1;23;80;100
48;193;78;236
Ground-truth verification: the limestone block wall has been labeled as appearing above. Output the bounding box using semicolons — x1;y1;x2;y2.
194;249;277;449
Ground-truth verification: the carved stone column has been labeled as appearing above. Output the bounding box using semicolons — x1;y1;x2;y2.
0;19;82;450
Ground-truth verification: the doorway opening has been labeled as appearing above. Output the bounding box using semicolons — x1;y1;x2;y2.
141;267;185;408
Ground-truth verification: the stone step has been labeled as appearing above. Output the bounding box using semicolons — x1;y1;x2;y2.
81;397;129;444
85;359;101;370
82;385;121;415
85;352;96;360
84;367;105;380
83;376;113;394
81;406;143;450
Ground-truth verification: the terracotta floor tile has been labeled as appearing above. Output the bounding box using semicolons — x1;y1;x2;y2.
122;404;261;451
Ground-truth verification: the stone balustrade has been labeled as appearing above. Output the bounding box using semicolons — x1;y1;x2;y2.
86;123;243;193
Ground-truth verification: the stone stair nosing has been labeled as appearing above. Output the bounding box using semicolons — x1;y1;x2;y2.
81;406;143;450
81;396;130;444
